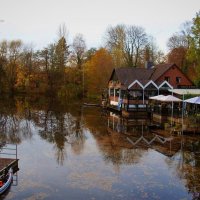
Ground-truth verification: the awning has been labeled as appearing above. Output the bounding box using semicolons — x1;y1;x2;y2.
160;95;182;102
184;96;200;104
169;89;200;95
149;95;165;100
149;95;182;102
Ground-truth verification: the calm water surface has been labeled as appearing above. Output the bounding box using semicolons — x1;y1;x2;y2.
0;97;200;200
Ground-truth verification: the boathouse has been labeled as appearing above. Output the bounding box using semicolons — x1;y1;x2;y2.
108;63;194;116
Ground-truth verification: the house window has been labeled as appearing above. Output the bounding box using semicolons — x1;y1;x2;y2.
116;89;120;97
110;89;114;96
176;77;181;84
165;76;170;82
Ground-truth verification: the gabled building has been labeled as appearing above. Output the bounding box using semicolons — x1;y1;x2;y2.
108;63;194;114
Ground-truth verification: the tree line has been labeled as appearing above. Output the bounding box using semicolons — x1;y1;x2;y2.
0;11;200;99
167;11;200;86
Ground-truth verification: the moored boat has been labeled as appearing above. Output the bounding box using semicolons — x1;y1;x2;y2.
0;168;13;195
83;103;100;107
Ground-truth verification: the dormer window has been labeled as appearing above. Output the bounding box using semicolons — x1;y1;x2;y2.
165;76;170;82
176;77;181;84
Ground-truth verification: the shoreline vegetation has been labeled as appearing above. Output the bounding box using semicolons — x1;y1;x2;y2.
0;11;200;100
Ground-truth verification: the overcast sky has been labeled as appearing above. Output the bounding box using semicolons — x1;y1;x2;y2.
0;0;200;52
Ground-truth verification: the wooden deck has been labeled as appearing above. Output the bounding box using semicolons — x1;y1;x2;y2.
0;158;19;176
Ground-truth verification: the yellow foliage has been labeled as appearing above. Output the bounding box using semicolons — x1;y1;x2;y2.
15;65;27;88
84;48;114;96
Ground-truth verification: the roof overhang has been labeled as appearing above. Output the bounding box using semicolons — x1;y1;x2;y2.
169;89;200;95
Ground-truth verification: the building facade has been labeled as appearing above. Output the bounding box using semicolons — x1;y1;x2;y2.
108;63;194;113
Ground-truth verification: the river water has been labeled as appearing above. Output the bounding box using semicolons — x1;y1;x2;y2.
0;97;200;200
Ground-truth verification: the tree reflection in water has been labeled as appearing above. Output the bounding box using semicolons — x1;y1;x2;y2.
0;97;33;144
167;137;200;199
0;97;86;165
1;97;200;199
37;110;85;165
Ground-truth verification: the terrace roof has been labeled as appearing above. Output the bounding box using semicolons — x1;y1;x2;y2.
169;89;200;95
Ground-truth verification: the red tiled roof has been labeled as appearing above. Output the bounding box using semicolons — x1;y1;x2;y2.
151;63;175;81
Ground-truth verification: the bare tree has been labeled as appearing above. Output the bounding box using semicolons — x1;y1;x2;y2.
57;23;68;39
0;40;8;59
167;21;191;51
105;24;126;67
72;33;86;69
124;25;148;67
6;40;23;95
105;24;148;67
167;21;192;70
167;34;189;50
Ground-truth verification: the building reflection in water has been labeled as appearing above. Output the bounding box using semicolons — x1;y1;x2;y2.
106;111;200;198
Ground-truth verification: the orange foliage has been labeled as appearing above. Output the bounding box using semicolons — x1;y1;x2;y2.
84;48;114;96
167;47;187;69
15;66;27;88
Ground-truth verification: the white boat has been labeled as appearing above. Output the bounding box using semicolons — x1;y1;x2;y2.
0;168;13;195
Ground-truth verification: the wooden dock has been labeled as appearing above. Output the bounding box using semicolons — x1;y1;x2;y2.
0;158;19;176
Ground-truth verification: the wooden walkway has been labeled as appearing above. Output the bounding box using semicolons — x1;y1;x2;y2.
0;158;19;176
0;158;19;175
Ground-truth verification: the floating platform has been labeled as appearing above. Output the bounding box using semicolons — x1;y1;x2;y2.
122;110;150;119
0;158;19;176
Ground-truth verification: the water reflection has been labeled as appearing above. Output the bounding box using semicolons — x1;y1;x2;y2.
37;110;86;165
0;97;200;199
107;111;200;199
0;97;87;165
0;98;33;144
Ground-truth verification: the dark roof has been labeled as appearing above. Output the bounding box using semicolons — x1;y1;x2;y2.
110;63;192;89
114;67;154;87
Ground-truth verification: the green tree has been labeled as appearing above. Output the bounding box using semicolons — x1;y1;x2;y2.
187;11;200;86
55;37;69;72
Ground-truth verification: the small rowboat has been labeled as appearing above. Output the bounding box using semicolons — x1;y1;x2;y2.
83;103;100;107
0;168;13;195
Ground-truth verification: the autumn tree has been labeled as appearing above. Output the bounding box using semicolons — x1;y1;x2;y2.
84;48;114;97
17;45;35;90
167;47;188;70
167;21;192;72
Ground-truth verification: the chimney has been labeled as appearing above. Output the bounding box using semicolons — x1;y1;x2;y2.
145;61;154;69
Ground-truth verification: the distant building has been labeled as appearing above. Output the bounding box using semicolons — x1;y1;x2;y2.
107;63;194;114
